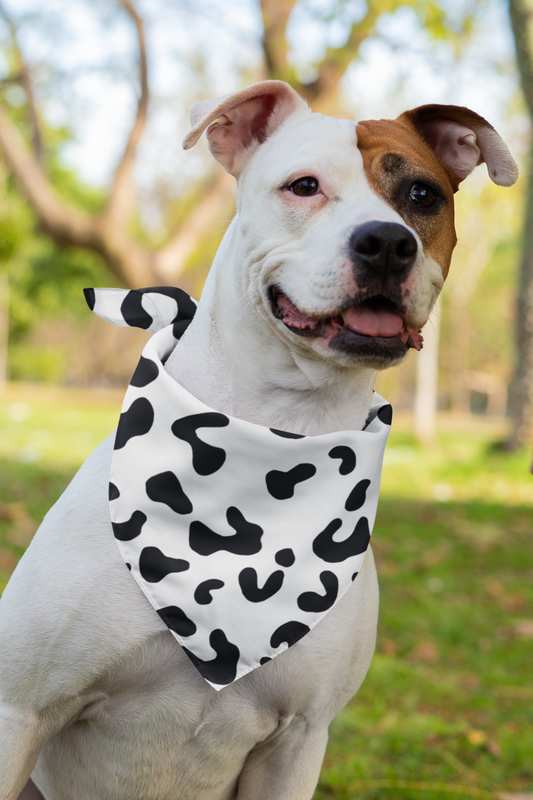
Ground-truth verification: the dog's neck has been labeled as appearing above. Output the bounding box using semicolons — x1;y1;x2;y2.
165;225;378;437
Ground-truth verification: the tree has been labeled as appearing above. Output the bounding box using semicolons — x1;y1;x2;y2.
507;0;533;448
0;0;477;290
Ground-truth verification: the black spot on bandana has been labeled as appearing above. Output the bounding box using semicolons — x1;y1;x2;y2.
352;571;359;581
270;620;310;649
297;571;338;612
145;471;193;515
108;482;120;501
275;548;295;567
173;318;193;340
183;629;240;686
378;404;393;425
265;463;316;500
130;355;159;387
114;398;154;450
194;579;225;605
260;657;272;665
138;286;196;326
138;546;189;583
328;445;356;475
152;287;197;336
112;510;147;541
83;288;95;310
172;413;230;475
120;290;153;330
270;428;305;439
238;568;284;602
345;479;370;512
189;507;264;556
157;605;197;637
312;517;370;562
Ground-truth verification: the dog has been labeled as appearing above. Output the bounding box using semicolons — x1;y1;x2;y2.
0;80;517;800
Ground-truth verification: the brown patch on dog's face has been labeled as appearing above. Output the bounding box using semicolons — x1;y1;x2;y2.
356;117;458;277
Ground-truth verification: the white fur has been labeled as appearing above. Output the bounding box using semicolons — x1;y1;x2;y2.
0;83;514;800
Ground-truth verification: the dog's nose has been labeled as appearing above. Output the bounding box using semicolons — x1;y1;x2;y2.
349;221;417;280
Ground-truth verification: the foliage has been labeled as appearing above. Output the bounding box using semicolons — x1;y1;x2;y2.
0;72;114;380
8;244;110;341
0;389;531;798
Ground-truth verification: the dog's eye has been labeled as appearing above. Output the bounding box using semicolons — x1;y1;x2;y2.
290;177;319;196
409;182;437;208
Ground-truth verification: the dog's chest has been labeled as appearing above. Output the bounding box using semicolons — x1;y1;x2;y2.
23;429;379;799
32;611;355;800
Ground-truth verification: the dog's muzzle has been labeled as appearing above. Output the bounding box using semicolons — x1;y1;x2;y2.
269;221;424;363
349;221;417;284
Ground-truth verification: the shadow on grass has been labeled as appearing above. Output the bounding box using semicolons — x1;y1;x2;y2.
315;497;533;800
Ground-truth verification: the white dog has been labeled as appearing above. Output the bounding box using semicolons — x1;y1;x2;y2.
0;80;517;800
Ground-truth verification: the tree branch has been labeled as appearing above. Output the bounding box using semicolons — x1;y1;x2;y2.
260;0;299;81
299;6;381;105
102;0;149;230
259;0;381;109
0;103;93;245
0;102;159;287
0;3;44;163
508;0;533;119
155;172;234;280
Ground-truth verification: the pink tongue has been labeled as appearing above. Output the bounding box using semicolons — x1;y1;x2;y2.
343;306;404;338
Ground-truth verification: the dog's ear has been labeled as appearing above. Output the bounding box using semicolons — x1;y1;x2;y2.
398;105;518;189
182;80;308;176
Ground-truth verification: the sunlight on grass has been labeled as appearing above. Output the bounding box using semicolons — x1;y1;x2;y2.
0;385;531;800
381;414;532;507
0;383;121;469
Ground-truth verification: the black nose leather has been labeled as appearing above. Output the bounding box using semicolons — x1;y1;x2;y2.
349;221;417;280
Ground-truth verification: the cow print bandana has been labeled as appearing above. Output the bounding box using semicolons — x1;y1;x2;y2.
85;286;392;690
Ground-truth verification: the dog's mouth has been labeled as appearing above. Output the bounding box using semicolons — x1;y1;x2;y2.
270;287;423;358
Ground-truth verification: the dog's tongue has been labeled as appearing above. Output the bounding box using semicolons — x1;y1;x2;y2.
343;306;404;338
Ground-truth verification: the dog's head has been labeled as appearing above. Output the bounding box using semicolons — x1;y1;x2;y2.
184;81;517;370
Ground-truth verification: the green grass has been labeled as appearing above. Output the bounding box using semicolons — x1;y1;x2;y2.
0;386;532;800
0;384;121;588
316;420;533;800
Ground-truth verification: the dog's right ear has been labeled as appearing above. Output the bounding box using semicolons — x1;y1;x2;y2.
182;80;308;177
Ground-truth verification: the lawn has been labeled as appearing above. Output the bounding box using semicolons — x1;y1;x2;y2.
0;384;531;800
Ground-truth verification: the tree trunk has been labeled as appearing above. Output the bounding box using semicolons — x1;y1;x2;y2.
507;0;533;447
507;136;533;445
450;296;470;415
414;297;441;443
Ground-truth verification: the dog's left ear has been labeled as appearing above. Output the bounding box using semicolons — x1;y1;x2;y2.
399;104;518;189
182;80;308;177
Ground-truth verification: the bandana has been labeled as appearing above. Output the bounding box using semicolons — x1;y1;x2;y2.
85;286;392;690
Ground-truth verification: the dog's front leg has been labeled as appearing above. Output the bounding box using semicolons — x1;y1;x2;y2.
236;718;329;800
0;705;49;800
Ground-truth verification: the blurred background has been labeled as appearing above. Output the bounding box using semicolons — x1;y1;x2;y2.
0;1;531;798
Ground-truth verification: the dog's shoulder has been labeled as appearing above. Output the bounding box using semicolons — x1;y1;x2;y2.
0;435;170;707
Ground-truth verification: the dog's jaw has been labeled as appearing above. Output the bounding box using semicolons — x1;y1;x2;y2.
165;245;379;436
269;286;424;361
